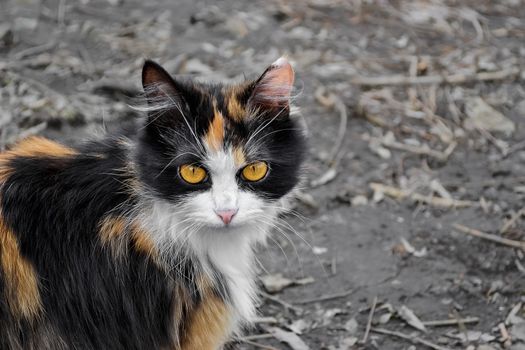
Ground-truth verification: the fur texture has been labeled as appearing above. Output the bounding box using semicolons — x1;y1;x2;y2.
0;57;305;349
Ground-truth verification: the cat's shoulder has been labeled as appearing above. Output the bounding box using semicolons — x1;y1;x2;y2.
0;136;77;181
0;136;77;161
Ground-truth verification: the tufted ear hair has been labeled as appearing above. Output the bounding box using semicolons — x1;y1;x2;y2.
140;60;193;132
142;60;186;110
248;57;295;110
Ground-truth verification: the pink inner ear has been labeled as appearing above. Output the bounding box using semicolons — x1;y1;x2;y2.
142;61;178;99
252;57;295;108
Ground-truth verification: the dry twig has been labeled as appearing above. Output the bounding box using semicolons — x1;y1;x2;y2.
328;95;348;166
260;291;303;314
11;40;57;60
371;327;452;350
453;223;525;250
240;334;274;341
351;67;520;86
370;183;477;209
236;335;279;350
313;87;348;166
295;288;357;305
239;340;278;350
500;208;525;234
361;296;378;344
422;317;479;327
381;138;457;161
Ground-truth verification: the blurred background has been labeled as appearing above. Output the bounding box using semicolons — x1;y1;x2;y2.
1;0;525;349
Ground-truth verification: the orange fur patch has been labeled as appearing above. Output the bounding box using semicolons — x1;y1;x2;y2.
233;146;246;167
131;223;157;258
99;216;160;261
181;293;231;350
204;107;225;152
226;89;246;121
0;137;72;320
99;216;127;244
6;136;76;159
0;137;76;183
0;217;42;319
0;157;13;183
98;215;129;259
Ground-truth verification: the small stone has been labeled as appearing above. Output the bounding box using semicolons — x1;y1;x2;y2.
339;337;358;349
477;345;497;350
183;58;213;75
260;274;293;293
0;23;14;47
288;319;309;334
464;97;515;134
224;17;248;38
13;17;38;31
511;323;525;342
312;246;328;255
351;195;368;206
344;318;358;335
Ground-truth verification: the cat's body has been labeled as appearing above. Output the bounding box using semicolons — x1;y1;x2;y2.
0;58;305;349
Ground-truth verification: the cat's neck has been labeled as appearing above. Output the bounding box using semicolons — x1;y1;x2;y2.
194;230;259;330
136;197;269;331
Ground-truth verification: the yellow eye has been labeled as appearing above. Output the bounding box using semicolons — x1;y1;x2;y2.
241;161;268;182
179;164;207;184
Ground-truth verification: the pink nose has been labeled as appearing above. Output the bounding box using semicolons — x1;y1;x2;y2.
215;209;238;225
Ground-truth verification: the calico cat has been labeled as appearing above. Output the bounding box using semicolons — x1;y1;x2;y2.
0;57;305;349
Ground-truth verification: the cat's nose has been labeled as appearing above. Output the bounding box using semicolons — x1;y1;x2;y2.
214;209;238;225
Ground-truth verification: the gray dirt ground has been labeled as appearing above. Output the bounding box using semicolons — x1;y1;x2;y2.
1;0;525;349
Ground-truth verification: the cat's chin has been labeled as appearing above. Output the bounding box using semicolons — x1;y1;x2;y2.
199;221;256;234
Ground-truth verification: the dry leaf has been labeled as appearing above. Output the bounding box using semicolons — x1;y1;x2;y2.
447;330;496;343
344;318;359;334
311;167;337;187
397;305;427;332
260;274;315;293
465;97;515;134
270;327;310;350
505;303;524;326
312;246;328;255
260;274;293;293
288;319;310;334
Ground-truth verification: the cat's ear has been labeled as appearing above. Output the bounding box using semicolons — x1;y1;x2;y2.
142;60;184;108
248;57;294;110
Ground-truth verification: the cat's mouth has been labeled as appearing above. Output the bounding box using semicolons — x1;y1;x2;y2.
203;214;250;231
209;219;242;230
214;209;237;226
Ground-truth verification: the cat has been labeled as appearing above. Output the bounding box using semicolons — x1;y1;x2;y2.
0;57;305;350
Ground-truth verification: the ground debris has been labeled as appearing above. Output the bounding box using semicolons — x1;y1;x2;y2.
259;273;314;293
397;305;428;332
269;327;310;350
370;182;477;209
2;0;525;349
446;330;496;343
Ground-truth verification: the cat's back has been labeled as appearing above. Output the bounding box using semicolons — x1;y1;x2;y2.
0;136;78;187
0;136;134;252
0;136;178;350
0;137;79;349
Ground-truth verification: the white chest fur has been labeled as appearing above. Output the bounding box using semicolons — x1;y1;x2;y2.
140;199;272;334
191;228;262;331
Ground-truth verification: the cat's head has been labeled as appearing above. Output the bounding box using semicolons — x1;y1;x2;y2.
135;58;305;243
